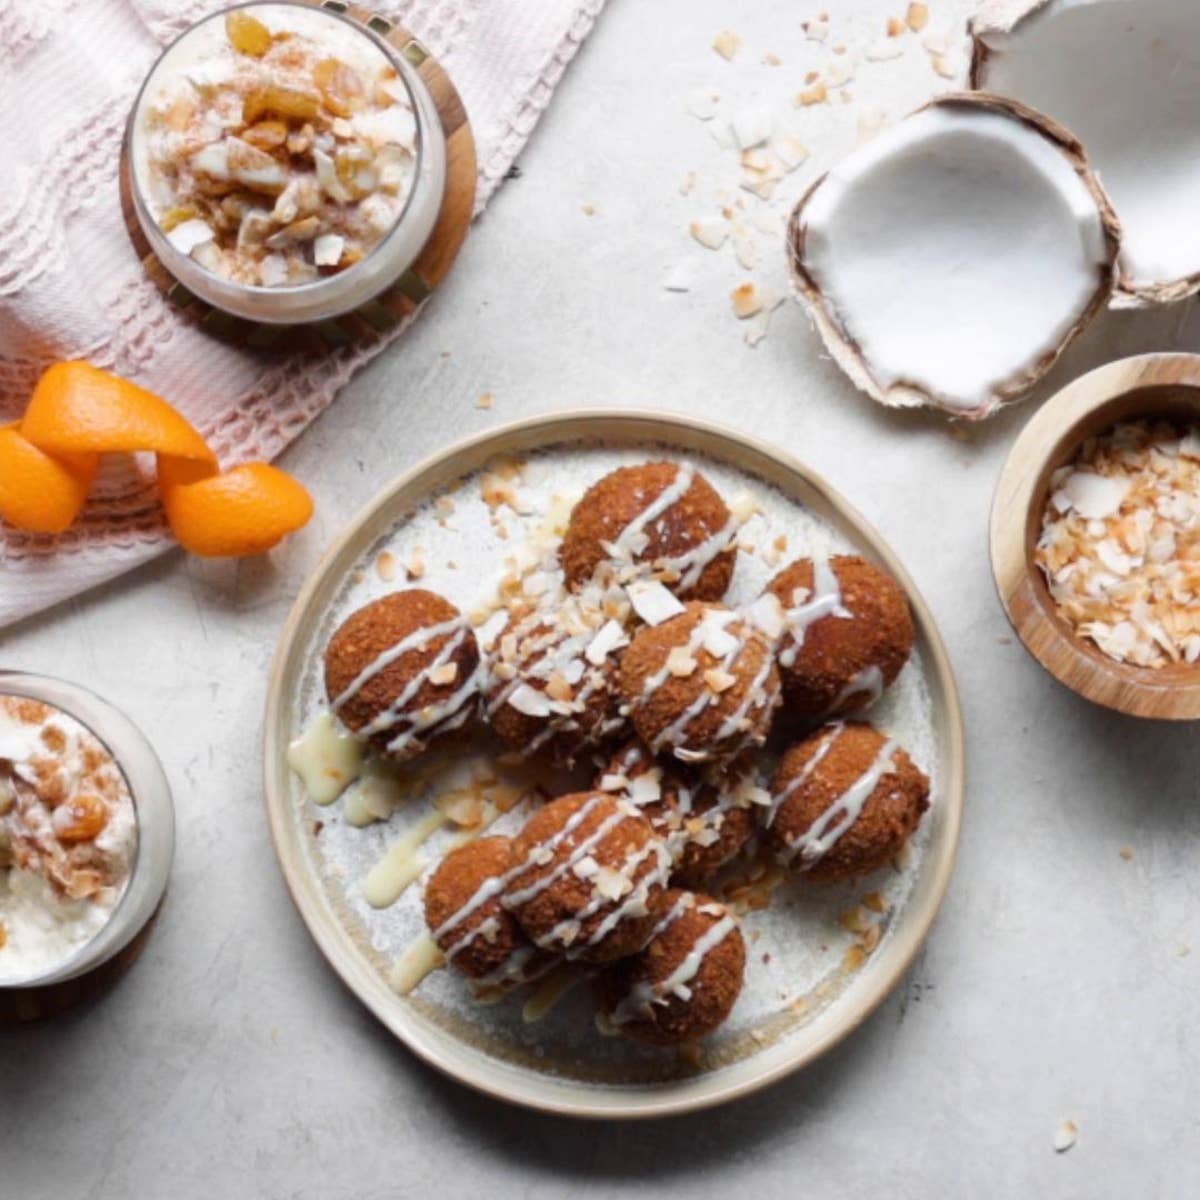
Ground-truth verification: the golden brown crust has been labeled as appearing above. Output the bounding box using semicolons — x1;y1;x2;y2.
764;722;929;881
618;603;780;764
424;837;538;982
323;589;480;760
766;555;914;718
598;742;756;888
559;462;736;600
597;889;745;1046
504;792;669;964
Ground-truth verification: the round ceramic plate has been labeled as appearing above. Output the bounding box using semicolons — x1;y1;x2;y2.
263;410;964;1118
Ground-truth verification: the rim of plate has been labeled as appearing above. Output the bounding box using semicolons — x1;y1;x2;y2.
263;408;965;1119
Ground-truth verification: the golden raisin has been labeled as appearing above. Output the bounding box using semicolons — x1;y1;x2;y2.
241;119;289;150
53;793;109;843
225;11;273;57
313;58;366;117
242;85;321;126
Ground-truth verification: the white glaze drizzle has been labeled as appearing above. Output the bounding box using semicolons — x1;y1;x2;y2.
610;462;696;558
763;722;843;830
610;901;738;1027
504;804;629;909
332;616;466;711
827;665;885;715
779;550;853;669
542;838;672;954
360;627;468;736
783;737;899;869
383;661;484;756
655;511;741;591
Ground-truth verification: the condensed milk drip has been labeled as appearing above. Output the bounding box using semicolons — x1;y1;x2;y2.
780;732;900;870
287;711;365;806
779;549;853;669
609;893;737;1027
330;615;482;756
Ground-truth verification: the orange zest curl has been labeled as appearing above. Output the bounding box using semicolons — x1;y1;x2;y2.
0;361;313;557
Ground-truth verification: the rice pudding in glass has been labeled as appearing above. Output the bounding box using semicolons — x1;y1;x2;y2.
126;2;447;324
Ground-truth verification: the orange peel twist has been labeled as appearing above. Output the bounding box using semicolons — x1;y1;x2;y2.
0;361;312;557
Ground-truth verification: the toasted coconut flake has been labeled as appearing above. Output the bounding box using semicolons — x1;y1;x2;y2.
705;668;737;693
585;619;629;664
666;646;699;677
732;104;772;149
796;82;828;107
690;216;730;250
506;684;552;718
627;580;687;626
787;95;1120;418
686;89;720;121
1035;419;1200;669
662;260;697;292
732;225;757;270
731;282;763;319
713;30;741;60
865;39;905;61
1053;1119;1078;1154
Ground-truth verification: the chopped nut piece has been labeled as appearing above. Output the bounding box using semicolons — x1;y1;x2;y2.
429;662;459;686
476;392;495;410
796;83;828;107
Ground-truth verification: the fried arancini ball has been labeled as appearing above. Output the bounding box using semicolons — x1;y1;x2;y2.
559;462;737;600
502;791;671;963
324;589;481;760
484;605;628;765
598;889;745;1046
597;741;758;888
424;837;555;989
762;721;929;882
618;603;781;765
765;554;915;719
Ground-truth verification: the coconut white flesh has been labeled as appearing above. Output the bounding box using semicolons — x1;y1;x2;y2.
974;0;1200;306
790;99;1116;418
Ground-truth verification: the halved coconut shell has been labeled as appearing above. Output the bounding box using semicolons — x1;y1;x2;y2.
787;94;1120;420
972;0;1200;307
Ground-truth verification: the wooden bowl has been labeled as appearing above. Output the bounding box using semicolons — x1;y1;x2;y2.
991;353;1200;720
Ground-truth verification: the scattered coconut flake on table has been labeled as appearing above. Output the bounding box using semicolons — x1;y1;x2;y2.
1035;420;1200;669
1053;1119;1079;1153
669;2;976;352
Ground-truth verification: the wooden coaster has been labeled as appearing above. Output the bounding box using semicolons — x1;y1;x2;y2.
0;900;164;1023
118;1;477;353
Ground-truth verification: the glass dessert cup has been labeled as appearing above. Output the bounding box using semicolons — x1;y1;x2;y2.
125;1;448;325
0;672;174;991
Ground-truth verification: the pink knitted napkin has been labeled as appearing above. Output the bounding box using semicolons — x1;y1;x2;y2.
0;0;604;628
